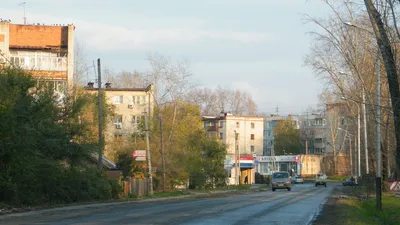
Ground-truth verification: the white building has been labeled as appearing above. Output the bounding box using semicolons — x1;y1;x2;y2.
203;112;264;185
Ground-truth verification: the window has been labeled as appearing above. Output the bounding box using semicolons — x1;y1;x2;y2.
139;96;146;104
113;96;123;104
251;134;255;140
133;115;143;124
219;133;223;139
251;145;255;152
251;123;255;129
114;115;123;129
236;122;240;128
130;96;137;105
219;121;224;128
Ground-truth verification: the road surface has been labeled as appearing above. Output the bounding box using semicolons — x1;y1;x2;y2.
0;183;334;225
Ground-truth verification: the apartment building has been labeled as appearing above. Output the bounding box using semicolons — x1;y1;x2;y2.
85;83;154;160
203;112;264;185
263;115;300;156
0;21;74;91
298;113;328;155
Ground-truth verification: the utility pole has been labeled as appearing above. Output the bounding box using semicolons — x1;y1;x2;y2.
375;50;382;210
305;111;309;155
362;88;369;174
97;58;103;169
238;132;241;185
357;107;361;177
234;130;239;185
144;111;153;195
159;115;166;192
350;136;353;176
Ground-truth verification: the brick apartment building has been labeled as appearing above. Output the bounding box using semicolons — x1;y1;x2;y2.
0;21;75;91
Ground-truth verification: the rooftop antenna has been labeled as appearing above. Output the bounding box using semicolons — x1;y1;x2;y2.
18;1;26;24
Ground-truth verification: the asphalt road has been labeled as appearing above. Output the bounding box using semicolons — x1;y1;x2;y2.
0;183;335;225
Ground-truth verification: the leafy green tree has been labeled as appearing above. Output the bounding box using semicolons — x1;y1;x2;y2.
0;67;119;206
273;117;303;155
131;101;228;190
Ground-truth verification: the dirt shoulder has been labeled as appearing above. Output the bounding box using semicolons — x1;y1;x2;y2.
313;185;400;225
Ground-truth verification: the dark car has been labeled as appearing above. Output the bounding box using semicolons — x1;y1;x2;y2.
342;177;357;186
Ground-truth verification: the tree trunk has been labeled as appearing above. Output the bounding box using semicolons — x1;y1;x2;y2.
364;0;400;179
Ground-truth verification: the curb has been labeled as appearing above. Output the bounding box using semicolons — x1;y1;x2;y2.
0;189;257;220
307;198;327;225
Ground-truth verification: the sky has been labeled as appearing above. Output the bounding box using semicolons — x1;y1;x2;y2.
1;0;334;115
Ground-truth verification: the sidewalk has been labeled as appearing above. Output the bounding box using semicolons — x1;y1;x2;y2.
0;184;265;220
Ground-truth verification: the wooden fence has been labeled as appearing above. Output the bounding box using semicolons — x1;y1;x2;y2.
123;178;150;197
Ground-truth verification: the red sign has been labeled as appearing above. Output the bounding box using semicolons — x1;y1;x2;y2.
295;155;299;163
132;150;146;161
239;155;254;160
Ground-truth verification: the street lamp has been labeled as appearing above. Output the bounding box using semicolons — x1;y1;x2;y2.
341;96;361;177
339;71;369;175
344;21;382;210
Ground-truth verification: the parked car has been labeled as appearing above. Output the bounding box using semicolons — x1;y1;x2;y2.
272;171;292;191
342;177;358;186
293;175;304;184
315;173;327;187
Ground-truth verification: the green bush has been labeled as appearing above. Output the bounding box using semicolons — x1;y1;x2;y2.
0;67;122;206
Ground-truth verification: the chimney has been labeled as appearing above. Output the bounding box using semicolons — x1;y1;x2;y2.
220;110;225;118
105;82;111;88
87;82;94;88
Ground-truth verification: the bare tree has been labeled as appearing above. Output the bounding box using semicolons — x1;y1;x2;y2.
305;0;400;178
105;70;147;88
363;0;400;178
185;87;258;116
74;39;89;86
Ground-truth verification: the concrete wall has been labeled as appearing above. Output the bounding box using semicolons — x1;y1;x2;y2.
9;24;68;48
299;154;322;177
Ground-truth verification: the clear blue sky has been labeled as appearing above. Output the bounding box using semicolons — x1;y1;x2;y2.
1;0;333;115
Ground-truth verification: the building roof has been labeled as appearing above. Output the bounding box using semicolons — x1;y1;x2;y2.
202;113;264;121
85;87;149;92
84;84;153;92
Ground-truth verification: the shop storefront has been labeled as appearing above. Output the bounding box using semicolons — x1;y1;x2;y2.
256;155;299;176
225;155;256;185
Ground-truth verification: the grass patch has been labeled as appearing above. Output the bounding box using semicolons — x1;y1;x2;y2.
141;191;188;199
328;175;348;181
187;184;252;192
224;184;252;190
334;194;400;225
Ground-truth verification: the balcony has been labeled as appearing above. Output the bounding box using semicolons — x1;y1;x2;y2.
206;126;218;132
10;55;67;71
